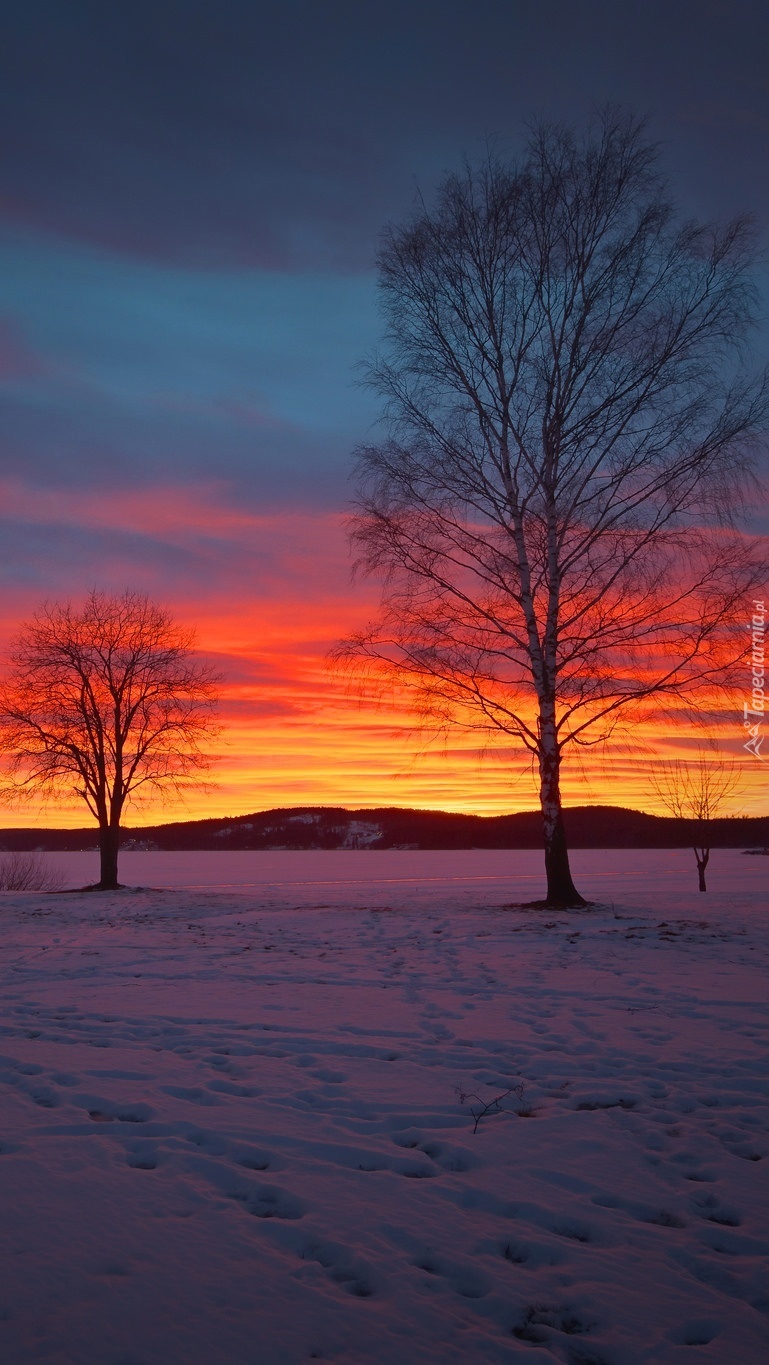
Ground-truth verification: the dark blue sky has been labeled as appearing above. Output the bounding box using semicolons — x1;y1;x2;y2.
1;0;768;573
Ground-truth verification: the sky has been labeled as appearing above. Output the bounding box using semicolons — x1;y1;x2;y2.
1;0;768;826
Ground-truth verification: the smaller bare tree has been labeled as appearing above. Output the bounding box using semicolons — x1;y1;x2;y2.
649;746;742;891
0;851;63;892
0;590;220;890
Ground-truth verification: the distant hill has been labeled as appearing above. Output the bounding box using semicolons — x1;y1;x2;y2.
0;804;767;852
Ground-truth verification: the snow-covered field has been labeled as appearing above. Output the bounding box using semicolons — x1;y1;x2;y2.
1;850;767;1363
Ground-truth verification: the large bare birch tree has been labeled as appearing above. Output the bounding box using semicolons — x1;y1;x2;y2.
0;590;220;890
343;112;768;907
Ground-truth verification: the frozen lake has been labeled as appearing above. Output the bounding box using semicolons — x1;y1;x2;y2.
0;859;767;1362
36;845;769;906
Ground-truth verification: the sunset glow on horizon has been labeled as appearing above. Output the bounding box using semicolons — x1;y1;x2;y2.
0;484;764;830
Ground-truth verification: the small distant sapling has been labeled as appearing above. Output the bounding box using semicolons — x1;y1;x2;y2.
0;850;63;892
649;745;742;891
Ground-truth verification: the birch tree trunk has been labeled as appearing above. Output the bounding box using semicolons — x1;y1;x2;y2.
98;824;121;891
538;723;585;907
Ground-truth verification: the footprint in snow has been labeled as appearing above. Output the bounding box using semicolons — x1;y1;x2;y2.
591;1193;686;1228
206;1079;262;1097
160;1085;221;1106
297;1239;375;1298
720;1137;765;1162
668;1318;722;1347
550;1219;596;1244
412;1253;491;1299
500;1238;565;1268
512;1303;598;1345
30;1086;60;1108
690;1193;742;1226
235;1150;271;1171
231;1184;305;1220
391;1131;477;1173
126;1145;158;1170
